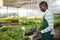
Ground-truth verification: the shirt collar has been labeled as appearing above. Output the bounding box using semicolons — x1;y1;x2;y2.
45;9;48;13
44;9;49;16
41;9;49;17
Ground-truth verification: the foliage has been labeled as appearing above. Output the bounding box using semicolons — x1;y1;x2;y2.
0;15;60;40
0;26;30;40
54;15;60;27
0;18;19;24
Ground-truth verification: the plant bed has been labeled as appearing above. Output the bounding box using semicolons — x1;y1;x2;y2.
0;18;20;26
1;23;19;26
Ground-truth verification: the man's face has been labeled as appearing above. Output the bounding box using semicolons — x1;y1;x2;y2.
40;4;48;12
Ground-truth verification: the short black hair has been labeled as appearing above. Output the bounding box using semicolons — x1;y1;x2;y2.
39;1;48;7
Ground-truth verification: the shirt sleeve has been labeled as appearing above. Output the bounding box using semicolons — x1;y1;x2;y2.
41;12;54;33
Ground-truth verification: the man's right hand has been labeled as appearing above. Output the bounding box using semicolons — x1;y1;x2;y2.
36;29;41;34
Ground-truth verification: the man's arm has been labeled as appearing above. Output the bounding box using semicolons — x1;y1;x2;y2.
41;13;54;33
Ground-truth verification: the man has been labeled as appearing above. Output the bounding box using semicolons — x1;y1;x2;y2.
37;1;55;40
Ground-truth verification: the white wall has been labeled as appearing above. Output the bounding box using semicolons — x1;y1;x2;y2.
0;0;60;18
0;6;18;17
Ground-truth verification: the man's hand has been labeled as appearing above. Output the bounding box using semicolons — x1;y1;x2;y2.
36;29;41;34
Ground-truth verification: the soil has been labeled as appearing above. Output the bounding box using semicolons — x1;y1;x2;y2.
54;26;60;40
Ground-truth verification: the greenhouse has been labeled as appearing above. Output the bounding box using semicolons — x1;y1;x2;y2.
0;0;60;40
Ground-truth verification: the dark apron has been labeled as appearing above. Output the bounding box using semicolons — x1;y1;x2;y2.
41;15;51;40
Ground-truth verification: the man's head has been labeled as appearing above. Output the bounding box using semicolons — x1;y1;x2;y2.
39;1;48;12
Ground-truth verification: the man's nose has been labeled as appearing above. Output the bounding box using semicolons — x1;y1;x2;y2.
42;7;45;9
